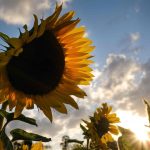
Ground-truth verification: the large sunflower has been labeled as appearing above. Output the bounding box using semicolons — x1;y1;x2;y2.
0;4;94;121
82;103;120;148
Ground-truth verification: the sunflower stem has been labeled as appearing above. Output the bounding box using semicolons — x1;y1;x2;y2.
86;138;89;150
0;101;8;131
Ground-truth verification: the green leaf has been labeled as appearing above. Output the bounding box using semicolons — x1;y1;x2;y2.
15;114;37;126
0;109;9;119
0;32;9;41
10;129;51;142
80;124;90;139
107;141;118;150
118;126;143;150
67;139;83;145
80;124;87;133
0;131;13;150
0;109;37;126
144;100;150;126
118;126;134;135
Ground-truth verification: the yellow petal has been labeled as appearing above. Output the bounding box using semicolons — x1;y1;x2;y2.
46;4;62;27
56;19;80;36
21;25;29;43
53;102;67;114
65;26;86;36
27;15;38;43
40;106;53;122
36;97;53;121
55;91;79;109
7;38;23;49
58;78;87;98
55;11;75;26
109;125;119;135
14;102;25;118
37;19;47;38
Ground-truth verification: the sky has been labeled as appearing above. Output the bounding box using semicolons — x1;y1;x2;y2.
0;0;150;149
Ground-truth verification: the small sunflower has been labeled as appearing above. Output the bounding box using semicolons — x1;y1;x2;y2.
82;103;120;148
0;4;94;121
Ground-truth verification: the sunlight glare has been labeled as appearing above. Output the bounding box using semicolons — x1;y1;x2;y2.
132;126;149;141
116;110;150;142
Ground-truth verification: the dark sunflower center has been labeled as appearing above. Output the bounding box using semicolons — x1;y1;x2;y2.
96;116;109;137
6;30;65;95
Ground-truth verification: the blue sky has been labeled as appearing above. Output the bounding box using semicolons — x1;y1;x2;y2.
1;0;150;64
0;0;150;149
70;0;150;64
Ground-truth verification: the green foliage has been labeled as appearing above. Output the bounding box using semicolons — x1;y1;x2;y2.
144;100;150;127
0;109;37;126
107;141;118;150
0;130;13;150
10;128;51;142
0;109;49;149
80;124;90;139
0;32;9;41
71;144;87;150
118;126;143;150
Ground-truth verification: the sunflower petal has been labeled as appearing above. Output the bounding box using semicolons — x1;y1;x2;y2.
37;19;47;38
109;125;119;135
53;102;67;114
0;32;9;42
40;106;53;122
7;38;23;49
14;102;25;118
55;11;75;26
46;4;62;27
56;19;80;36
21;25;29;43
55;91;79;109
27;15;38;43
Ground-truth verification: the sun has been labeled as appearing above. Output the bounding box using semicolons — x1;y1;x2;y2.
132;126;149;142
116;110;150;142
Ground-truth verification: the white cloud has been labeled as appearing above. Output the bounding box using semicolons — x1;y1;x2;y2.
0;0;74;25
58;0;73;8
119;32;142;53
0;0;50;25
134;0;141;13
6;53;150;149
83;32;89;38
86;54;141;103
130;32;140;43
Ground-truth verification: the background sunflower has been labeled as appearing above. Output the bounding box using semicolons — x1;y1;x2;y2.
81;103;120;149
0;4;94;121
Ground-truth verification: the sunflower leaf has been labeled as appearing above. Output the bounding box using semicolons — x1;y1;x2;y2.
67;139;83;145
7;38;23;49
118;126;143;150
0;109;37;126
0;32;9;41
144;100;150;126
15;114;37;126
0;109;9;118
0;130;13;150
80;124;87;133
10;129;51;142
80;124;90;139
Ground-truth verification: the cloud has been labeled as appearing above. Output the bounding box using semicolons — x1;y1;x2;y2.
85;54;150;116
6;106;89;149
130;32;140;43
0;0;74;25
119;32;142;53
6;53;150;149
134;0;141;13
0;0;50;25
58;0;73;8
